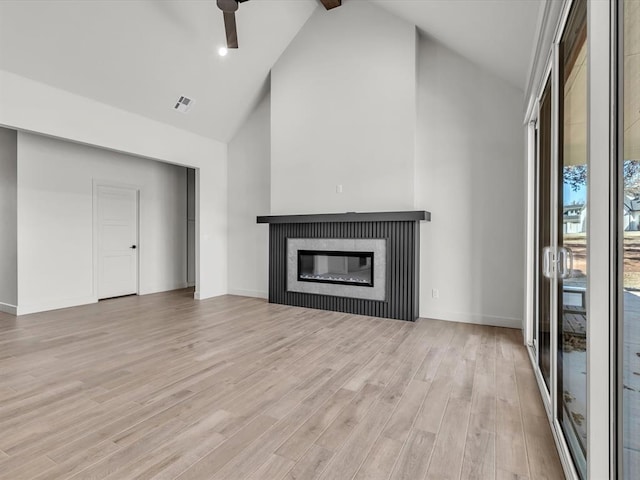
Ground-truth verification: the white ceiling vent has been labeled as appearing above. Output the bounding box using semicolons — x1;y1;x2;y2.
174;95;194;113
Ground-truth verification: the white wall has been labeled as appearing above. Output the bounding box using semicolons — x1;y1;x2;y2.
231;4;526;328
416;36;525;327
0;69;228;309
0;127;17;313
16;132;188;314
227;93;270;298
270;0;416;214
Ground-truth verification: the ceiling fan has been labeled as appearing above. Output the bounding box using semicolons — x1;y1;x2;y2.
216;0;342;49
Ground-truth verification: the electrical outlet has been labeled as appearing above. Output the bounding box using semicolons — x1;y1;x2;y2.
336;184;343;194
432;289;439;299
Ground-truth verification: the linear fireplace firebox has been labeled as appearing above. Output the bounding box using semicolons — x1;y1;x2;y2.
287;238;386;301
257;211;431;321
298;250;374;287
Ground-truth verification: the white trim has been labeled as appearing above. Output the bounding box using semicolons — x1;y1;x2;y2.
228;289;268;299
525;46;554;122
524;0;554;112
16;296;96;316
138;283;190;296
0;302;17;315
525;117;538;345
194;168;201;299
419;311;522;329
523;0;566;123
524;120;534;342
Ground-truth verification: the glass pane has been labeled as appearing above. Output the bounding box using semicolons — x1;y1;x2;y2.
559;0;588;477
623;0;640;477
538;80;553;390
298;250;374;287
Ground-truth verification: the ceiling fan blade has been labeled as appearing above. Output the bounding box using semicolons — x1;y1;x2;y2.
223;11;238;48
319;0;341;10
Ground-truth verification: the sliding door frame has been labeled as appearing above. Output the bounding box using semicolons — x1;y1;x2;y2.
525;0;613;477
587;0;613;477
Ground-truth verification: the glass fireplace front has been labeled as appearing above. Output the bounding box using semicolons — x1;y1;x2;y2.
297;250;374;287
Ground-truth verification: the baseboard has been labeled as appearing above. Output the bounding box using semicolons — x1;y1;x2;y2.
139;282;190;296
227;289;268;299
0;302;17;315
16;296;97;315
419;310;522;329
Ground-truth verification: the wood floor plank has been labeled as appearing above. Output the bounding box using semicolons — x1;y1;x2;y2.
0;291;565;480
68;418;187;480
106;411;228;480
247;454;295;480
31;440;121;480
314;383;383;451
174;414;277;479
0;454;57;480
283;444;334;480
381;379;430;443
317;401;396;480
425;397;472;480
276;388;357;461
461;428;496;479
389;429;436;480
495;400;531;478
353;435;403;480
413;376;452;433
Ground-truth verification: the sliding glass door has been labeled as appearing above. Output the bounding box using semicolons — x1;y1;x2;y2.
536;76;553;392
530;1;589;478
558;1;588;475
528;0;638;476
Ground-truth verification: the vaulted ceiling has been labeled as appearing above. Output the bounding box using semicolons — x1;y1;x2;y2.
373;0;543;90
0;0;544;143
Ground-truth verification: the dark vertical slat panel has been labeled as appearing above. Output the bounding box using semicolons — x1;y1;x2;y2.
402;222;408;319
406;223;412;319
392;222;398;318
267;219;419;321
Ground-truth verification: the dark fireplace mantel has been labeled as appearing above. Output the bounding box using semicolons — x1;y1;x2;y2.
257;210;430;224
257;210;430;321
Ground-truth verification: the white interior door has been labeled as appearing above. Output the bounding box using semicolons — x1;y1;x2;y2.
97;185;138;299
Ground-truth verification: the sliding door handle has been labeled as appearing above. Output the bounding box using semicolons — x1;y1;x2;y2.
542;246;553;278
557;247;574;279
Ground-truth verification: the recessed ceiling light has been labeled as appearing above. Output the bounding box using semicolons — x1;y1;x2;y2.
218;46;228;57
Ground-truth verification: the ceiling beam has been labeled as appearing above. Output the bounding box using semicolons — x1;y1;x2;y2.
319;0;341;10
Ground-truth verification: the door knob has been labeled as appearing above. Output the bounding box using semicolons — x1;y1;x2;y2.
130;245;137;249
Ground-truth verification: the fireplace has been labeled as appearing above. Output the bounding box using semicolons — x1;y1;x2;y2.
287;238;386;301
298;250;374;287
257;211;430;321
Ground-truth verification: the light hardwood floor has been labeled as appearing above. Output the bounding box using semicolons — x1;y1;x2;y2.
0;290;564;479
